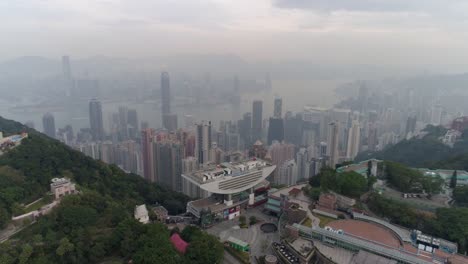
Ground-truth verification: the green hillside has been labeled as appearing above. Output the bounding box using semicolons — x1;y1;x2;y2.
0;116;223;264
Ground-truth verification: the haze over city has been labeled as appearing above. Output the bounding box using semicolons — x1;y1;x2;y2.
2;1;468;264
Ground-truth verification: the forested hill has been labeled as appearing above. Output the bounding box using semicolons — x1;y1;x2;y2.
0;116;223;264
356;125;468;169
355;137;451;167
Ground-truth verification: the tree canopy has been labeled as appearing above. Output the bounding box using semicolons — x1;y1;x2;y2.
0;116;223;264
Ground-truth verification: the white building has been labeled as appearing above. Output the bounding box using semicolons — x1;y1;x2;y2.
134;204;149;224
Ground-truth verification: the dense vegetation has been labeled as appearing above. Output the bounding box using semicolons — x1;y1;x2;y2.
367;193;468;254
384;161;444;194
356;137;451;167
454;185;468;206
0;116;223;264
356;125;468;171
310;167;372;198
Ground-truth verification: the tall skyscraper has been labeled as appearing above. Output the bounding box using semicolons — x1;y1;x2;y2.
346;120;361;160
274;98;282;118
141;128;155;181
239;112;252;146
89;99;104;141
327;122;340;168
42;113;56;139
252;100;263;141
296;148;310;180
267;117;284;145
196;121;212;165
154;140;184;191
161;72;170;115
162;113;178;131
284;112;303;146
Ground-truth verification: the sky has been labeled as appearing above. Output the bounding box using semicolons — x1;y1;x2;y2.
2;0;468;69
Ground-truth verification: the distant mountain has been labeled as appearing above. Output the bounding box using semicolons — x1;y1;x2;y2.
0;116;222;264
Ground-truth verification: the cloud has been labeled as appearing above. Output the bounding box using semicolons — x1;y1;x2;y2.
273;0;461;13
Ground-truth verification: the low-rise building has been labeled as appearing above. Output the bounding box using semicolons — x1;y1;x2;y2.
50;178;76;199
152;205;168;222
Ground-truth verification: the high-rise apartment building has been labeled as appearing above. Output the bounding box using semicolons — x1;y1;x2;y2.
42;113;56;139
196;121;212;165
278;159;297;186
89;99;104;141
327;122;340;168
239;112;252;146
154;140;184;191
269;141;295;184
141;128;155;181
296;148;310;180
346;120;361;160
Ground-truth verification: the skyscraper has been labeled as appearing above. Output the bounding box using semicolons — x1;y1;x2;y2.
196;121;212;165
278;159;297;186
269;141;295;184
42;113;56;139
239;112;252;146
327;122;340;168
252;100;263;141
89;99;104;141
296;148;310;180
274;97;282;118
154;140;184;191
267;117;284;145
161;72;170;115
141;128;155;181
162;113;178;131
346;120;361;160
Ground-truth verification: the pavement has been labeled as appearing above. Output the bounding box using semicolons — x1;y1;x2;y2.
207;207;281;263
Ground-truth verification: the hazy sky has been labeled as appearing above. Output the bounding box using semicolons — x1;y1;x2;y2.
2;0;468;68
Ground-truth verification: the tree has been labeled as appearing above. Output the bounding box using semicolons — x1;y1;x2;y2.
56;238;74;257
185;233;224;264
337;172;368;198
368;176;377;190
19;244;33;264
249;216;257;225
367;160;372;178
450;170;457;188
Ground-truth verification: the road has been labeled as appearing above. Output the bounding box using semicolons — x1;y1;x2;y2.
223;250;242;264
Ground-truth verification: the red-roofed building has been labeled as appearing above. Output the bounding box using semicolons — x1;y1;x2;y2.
288;188;301;197
170;233;189;254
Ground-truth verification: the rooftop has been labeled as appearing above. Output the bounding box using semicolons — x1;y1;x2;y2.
182;159;276;194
